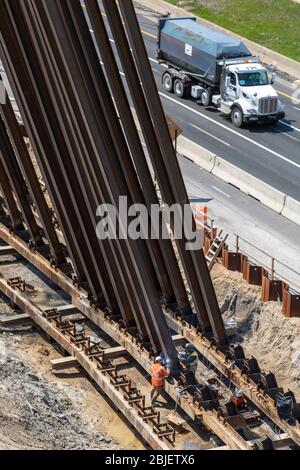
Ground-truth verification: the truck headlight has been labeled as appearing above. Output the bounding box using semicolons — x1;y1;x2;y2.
247;109;257;114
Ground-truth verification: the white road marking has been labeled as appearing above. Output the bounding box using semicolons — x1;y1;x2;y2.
293;106;300;112
190;123;231;147
283;133;300;143
279;120;300;133
149;57;168;68
212;186;231;198
159;93;300;169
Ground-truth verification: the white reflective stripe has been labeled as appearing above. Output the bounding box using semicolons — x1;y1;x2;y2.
152;366;165;380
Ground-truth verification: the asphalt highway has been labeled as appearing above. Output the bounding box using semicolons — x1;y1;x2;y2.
98;2;300;201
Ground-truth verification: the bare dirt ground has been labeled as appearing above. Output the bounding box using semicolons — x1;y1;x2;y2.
0;253;144;450
212;263;300;400
0;322;144;450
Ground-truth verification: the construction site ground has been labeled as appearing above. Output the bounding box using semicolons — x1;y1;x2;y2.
0;253;215;450
0;254;141;450
1;250;299;449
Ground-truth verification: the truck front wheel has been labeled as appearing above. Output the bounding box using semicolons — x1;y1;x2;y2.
174;79;188;98
163;73;174;93
231;107;243;128
201;89;211;107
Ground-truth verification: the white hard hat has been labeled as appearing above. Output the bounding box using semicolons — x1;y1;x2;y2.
155;356;163;363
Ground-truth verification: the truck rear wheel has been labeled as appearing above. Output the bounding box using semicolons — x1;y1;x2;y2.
231;107;243;128
163;73;174;93
174;79;188;98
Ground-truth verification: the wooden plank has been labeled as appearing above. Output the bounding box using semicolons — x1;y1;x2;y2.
0;245;15;256
51;356;78;371
0;313;32;325
172;334;185;345
51;347;127;371
202;411;253;451
56;304;78;315
104;346;127;358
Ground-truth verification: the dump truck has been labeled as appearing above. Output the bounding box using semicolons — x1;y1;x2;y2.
157;17;285;127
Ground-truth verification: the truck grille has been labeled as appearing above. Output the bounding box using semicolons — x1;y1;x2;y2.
258;97;278;115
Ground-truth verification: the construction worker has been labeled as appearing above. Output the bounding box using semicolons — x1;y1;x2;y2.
183;343;199;378
150;356;170;405
230;389;247;409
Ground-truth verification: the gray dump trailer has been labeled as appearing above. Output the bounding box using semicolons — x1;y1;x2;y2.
157;17;251;84
157;17;285;127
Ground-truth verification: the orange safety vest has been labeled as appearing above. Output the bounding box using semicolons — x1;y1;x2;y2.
151;363;168;387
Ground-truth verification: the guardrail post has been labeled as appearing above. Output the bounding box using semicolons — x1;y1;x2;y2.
271;258;275;280
236;235;239;253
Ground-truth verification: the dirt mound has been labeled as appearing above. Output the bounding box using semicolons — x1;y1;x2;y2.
212;264;300;399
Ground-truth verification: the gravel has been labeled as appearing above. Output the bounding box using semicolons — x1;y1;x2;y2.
0;332;121;450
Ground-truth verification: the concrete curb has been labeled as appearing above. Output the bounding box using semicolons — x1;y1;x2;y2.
176;135;216;172
176;137;300;226
212;157;286;213
282;197;300;226
136;0;300;80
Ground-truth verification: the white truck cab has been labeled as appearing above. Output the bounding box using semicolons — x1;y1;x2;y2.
213;59;285;127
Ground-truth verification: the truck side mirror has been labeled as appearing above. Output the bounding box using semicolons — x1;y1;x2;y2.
271;72;276;85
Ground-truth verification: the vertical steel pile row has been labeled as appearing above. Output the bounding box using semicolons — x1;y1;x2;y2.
0;0;227;365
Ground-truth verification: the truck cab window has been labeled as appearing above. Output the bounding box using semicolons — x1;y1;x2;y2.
238;71;268;87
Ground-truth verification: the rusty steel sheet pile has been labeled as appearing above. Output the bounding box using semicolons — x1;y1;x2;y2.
1;0;300;450
0;0;226;362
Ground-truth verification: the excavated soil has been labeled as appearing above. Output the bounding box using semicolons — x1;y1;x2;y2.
0;324;144;450
0;258;144;451
212;263;300;400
